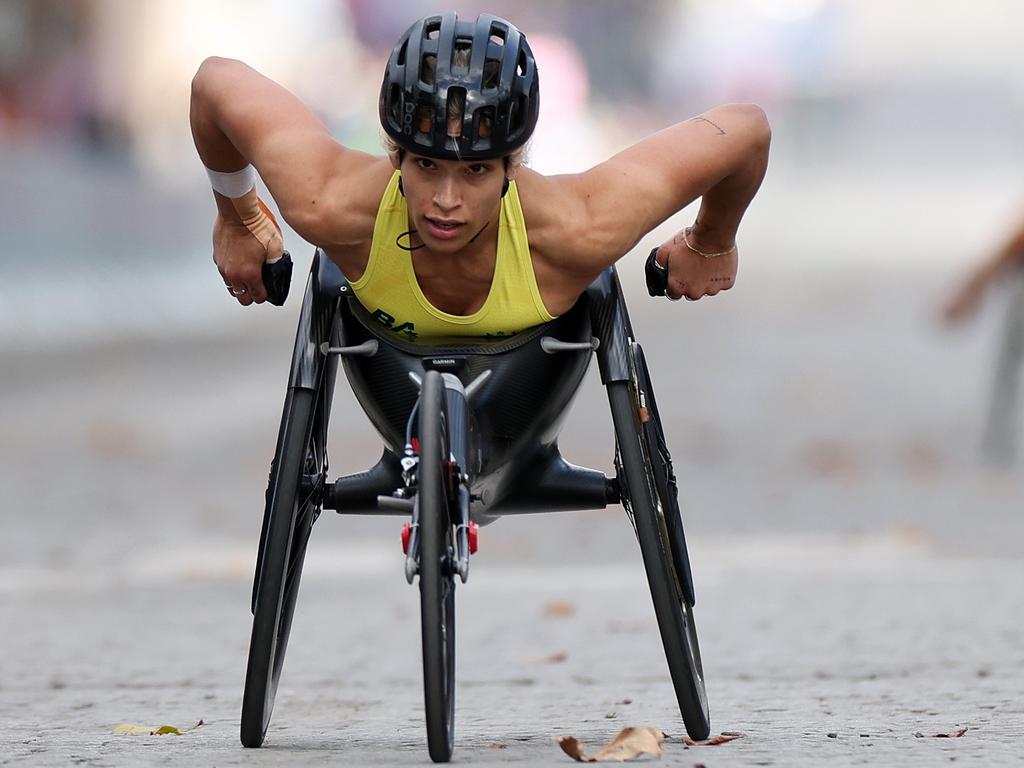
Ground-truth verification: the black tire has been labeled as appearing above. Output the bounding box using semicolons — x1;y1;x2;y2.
240;386;326;748
633;345;696;607
608;376;711;741
417;371;457;763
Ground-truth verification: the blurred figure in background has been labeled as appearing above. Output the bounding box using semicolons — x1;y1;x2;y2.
942;215;1024;324
942;215;1024;463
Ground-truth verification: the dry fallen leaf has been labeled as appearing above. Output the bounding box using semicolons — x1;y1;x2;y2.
113;720;203;736
799;438;862;481
154;726;185;736
558;736;588;761
900;438;945;479
932;728;968;738
558;726;666;762
86;419;150;461
544;600;577;618
606;618;653;634
682;732;741;746
113;724;151;735
529;651;569;664
487;742;508;749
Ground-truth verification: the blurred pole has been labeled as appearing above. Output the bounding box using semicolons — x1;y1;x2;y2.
983;270;1024;465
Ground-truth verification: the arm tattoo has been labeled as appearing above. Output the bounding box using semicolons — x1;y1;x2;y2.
689;116;726;135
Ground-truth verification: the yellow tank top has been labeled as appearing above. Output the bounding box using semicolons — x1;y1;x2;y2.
349;171;555;340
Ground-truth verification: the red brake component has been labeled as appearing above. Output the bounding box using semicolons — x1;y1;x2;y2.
401;522;411;554
468;521;479;555
411;437;420;453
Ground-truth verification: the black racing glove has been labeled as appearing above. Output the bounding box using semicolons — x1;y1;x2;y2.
262;251;293;306
644;247;668;297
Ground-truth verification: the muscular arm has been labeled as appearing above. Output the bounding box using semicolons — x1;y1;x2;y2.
541;103;770;276
189;57;381;245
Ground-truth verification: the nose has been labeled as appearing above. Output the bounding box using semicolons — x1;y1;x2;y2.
432;176;461;212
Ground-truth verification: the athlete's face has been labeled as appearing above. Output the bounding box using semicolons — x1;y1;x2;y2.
399;154;507;253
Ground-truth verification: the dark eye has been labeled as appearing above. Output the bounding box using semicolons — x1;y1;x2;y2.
467;163;488;175
415;158;435;170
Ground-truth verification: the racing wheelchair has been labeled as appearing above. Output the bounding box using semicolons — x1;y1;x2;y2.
239;249;709;761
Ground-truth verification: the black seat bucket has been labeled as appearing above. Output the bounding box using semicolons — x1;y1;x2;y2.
316;250;610;520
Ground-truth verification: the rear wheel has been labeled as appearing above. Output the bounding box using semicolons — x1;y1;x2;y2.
240;386;327;747
417;371;457;763
608;364;710;740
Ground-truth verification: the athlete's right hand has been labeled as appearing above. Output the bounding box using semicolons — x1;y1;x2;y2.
212;201;282;306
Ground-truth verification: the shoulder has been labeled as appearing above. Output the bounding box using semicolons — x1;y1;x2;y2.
515;165;632;280
287;156;395;250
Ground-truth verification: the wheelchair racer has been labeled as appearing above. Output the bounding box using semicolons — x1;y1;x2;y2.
190;12;770;335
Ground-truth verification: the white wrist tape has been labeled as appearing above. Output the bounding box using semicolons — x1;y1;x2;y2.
206;163;257;198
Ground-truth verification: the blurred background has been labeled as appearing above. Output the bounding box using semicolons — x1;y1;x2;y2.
3;1;1024;761
3;0;1023;556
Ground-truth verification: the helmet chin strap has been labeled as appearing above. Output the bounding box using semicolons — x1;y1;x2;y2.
396;219;491;252
395;229;426;251
468;220;490;243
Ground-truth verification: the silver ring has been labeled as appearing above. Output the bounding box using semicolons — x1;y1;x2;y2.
228;286;248;296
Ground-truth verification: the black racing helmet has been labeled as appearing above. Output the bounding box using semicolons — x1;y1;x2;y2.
379;12;540;160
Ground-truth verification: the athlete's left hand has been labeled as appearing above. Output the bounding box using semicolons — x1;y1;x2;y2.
654;227;738;301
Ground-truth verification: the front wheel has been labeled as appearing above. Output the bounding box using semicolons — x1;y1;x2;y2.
417;371;457;763
608;377;710;740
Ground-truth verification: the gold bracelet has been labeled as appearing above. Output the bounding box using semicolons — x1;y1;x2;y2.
684;226;736;258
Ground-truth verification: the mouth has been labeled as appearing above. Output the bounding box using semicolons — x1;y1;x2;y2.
423;216;465;241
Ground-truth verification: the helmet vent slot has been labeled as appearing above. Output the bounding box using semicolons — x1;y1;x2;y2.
517;49;527;77
482;59;500;89
416;105;434;135
446;87;466;137
508;94;525;134
389;84;402;125
420;53;437;86
396;41;407;67
453;40;472;74
425;20;441;41
476;106;496;140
